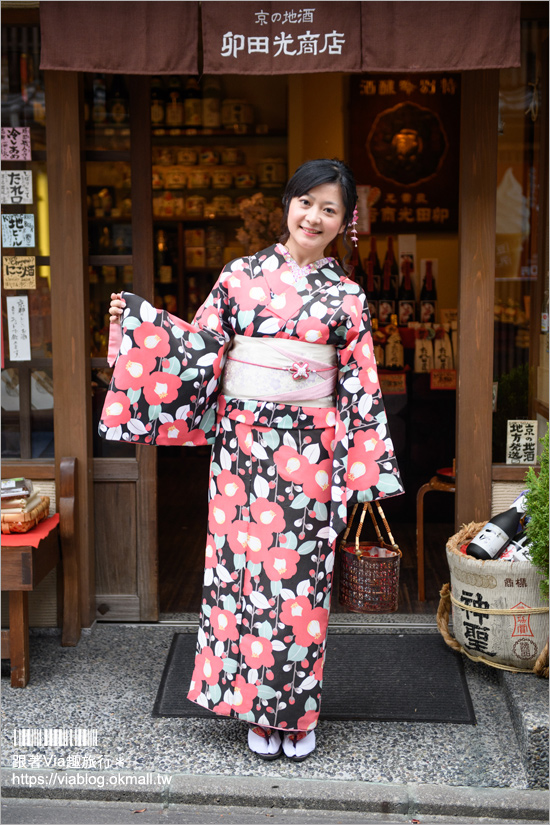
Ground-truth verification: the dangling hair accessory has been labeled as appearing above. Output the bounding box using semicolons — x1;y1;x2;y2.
348;203;359;247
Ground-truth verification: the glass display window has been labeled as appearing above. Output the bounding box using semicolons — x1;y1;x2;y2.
1;23;51;459
493;17;549;462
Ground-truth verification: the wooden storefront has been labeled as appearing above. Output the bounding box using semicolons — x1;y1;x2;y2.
1;2;548;630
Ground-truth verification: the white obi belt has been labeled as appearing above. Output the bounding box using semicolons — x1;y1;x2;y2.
221;334;337;408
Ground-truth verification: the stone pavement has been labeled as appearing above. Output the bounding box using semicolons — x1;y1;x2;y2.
1;617;548;823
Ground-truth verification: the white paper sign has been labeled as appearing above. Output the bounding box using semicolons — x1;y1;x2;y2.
506;420;538;465
1;170;33;204
1;213;35;248
6;295;32;361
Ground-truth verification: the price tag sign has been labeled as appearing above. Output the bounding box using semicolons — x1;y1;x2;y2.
506;420;538;465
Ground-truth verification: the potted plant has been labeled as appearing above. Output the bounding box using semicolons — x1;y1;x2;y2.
525;428;549;599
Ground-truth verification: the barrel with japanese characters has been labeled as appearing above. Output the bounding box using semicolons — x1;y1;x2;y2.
445;522;549;671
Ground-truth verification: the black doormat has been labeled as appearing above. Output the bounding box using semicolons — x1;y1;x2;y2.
152;633;476;725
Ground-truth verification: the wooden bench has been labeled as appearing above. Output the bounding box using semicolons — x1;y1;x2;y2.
1;457;80;687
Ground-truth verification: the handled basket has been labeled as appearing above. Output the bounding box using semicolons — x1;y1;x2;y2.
339;501;402;613
1;496;50;534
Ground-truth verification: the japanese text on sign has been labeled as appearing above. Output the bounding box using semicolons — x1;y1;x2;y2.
1;214;35;248
6;295;31;362
255;8;315;24
221;29;345;58
1;170;33;205
506;420;538;465
371;191;450;228
1;126;31;161
460;589;496;658
2;256;36;290
359;77;457;96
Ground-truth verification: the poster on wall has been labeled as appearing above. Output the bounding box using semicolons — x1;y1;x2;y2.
1;126;32;161
349;74;461;234
1;214;35;248
6;295;31;362
3;256;37;290
1;170;33;205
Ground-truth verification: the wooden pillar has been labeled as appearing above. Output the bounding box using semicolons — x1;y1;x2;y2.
456;70;500;527
128;76;158;621
45;71;94;627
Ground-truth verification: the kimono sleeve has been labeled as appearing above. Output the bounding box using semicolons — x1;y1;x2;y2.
329;291;404;542
98;280;233;447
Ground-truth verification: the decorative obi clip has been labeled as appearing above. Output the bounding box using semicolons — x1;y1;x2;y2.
289;361;311;380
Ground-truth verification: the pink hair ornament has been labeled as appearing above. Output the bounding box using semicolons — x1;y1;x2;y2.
348;203;359;247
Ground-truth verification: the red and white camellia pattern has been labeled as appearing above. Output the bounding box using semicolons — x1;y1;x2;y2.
99;243;403;731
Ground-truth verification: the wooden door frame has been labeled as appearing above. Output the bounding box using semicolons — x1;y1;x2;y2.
455;70;500;527
45;70;94;628
128;76;158;621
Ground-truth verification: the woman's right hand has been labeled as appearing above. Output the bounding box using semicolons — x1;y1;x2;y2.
109;292;126;324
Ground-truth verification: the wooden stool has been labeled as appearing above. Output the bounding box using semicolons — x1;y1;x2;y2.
416;468;456;602
1;516;60;687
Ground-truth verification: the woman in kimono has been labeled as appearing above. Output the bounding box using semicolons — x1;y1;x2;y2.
104;158;404;761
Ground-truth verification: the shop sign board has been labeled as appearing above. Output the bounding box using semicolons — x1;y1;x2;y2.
1;214;35;248
1;127;31;161
6;295;31;362
506;420;538;465
202;2;361;73
1;171;33;205
3;256;37;290
349;73;461;233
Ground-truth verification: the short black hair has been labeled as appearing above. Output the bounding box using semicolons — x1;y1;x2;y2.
280;158;357;236
279;158;358;272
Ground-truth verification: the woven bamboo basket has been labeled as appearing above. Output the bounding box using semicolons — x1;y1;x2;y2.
437;521;549;677
339;501;402;613
1;496;50;534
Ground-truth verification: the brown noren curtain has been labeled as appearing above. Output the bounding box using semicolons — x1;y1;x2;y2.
40;1;199;75
361;1;521;72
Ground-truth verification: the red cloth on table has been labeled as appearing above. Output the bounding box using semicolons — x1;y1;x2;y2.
1;514;60;547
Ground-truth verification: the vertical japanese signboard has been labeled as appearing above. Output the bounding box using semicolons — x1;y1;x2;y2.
0;127;32;161
349;74;461;233
202;2;361;73
506;420;538;465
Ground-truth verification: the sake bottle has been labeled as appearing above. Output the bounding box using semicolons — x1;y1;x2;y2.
383;236;399;296
466;495;527;560
366;236;382;296
371;318;385;367
420;260;437;324
398;258;416;326
365;256;378;321
378;260;396;326
385;314;404;370
433;326;454;368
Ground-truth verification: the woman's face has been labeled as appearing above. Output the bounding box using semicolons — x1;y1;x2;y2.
284;182;346;265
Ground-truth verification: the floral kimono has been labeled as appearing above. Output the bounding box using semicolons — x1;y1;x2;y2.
99;242;403;732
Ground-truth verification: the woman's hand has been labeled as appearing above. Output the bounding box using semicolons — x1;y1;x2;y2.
109;292;126;324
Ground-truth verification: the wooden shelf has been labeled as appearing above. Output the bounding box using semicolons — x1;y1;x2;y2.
153;215;240;223
152;130;287;142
